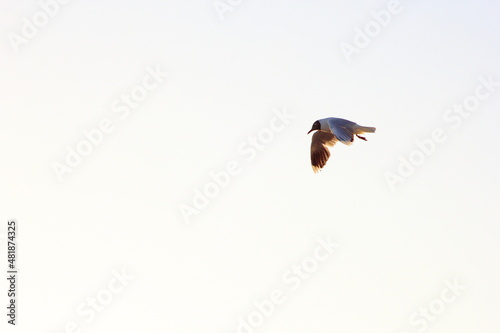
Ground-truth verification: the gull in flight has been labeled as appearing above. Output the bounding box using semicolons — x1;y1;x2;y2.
307;117;376;173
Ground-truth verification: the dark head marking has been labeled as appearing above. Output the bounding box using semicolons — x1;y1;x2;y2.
307;120;321;134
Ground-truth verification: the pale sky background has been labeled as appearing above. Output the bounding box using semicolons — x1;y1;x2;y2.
1;1;500;332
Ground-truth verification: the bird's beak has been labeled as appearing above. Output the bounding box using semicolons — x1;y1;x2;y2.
307;129;313;134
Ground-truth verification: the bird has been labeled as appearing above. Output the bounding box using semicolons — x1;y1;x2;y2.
307;117;376;173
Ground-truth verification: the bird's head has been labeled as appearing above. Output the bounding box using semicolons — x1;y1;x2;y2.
307;120;320;134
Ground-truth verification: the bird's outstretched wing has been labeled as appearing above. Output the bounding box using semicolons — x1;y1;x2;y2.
311;131;337;173
327;118;356;145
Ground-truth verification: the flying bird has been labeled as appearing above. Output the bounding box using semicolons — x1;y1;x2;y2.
308;117;376;173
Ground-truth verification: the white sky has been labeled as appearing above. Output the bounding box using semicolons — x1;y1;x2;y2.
1;1;500;332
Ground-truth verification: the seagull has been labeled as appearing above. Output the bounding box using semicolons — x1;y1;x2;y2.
307;117;376;173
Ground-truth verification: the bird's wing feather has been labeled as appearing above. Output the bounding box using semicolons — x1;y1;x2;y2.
328;117;357;127
327;118;356;145
311;131;337;173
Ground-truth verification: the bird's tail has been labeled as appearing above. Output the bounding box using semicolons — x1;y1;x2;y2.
355;125;376;133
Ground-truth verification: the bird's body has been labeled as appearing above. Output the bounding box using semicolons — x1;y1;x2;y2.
308;117;375;173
